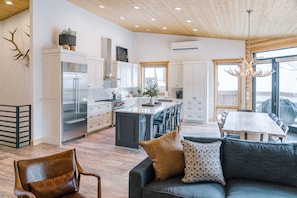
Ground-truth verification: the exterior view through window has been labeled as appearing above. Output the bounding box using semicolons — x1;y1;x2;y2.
253;47;297;132
140;61;168;94
213;59;241;119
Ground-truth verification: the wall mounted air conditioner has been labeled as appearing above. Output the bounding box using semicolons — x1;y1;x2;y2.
171;41;199;50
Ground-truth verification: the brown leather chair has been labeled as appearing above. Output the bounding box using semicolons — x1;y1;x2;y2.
14;149;101;198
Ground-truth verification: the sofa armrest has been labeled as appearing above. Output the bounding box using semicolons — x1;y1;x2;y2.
129;157;155;198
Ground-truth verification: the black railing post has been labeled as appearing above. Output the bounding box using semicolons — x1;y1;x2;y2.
16;106;20;148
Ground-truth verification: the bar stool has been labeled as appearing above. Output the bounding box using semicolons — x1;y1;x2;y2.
175;103;183;127
153;108;170;137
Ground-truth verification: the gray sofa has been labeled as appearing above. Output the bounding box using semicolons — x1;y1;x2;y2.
129;137;297;198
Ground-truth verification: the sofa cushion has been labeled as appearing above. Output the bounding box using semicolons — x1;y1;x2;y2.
223;138;297;188
29;170;77;198
138;130;184;180
143;174;225;198
181;140;225;185
226;179;297;198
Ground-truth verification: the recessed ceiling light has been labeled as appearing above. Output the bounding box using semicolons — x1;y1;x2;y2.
175;7;182;11
162;27;168;30
134;6;139;9
6;1;13;5
120;16;125;20
135;25;140;28
151;18;156;21
186;20;192;23
193;29;198;32
99;5;105;8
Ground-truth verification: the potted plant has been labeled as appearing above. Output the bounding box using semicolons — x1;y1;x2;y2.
143;83;159;104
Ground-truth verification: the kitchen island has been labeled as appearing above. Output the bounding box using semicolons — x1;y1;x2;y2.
114;102;179;148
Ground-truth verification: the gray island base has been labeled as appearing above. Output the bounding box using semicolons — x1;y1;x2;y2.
115;102;179;149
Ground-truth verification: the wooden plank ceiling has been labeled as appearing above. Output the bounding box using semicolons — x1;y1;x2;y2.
2;0;297;41
68;0;297;41
0;0;29;21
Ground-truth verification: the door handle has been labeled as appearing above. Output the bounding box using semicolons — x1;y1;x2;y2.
65;118;86;124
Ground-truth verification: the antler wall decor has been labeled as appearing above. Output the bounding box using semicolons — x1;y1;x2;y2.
2;28;30;67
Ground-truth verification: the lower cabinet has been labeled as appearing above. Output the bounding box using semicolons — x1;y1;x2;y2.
115;112;146;148
183;100;207;123
87;102;112;133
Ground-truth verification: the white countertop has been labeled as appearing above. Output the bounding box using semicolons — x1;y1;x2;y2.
114;101;179;115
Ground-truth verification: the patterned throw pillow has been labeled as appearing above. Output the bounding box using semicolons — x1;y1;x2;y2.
181;140;225;185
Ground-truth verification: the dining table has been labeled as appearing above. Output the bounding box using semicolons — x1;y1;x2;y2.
221;111;286;139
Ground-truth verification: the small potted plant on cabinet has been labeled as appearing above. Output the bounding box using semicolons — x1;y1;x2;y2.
143;83;159;105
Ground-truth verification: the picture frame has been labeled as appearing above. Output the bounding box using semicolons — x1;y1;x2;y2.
116;46;128;62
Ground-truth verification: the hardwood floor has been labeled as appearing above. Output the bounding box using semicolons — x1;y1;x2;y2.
0;122;296;197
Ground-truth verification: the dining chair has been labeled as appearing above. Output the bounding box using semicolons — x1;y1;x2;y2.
240;131;268;142
276;119;283;127
217;120;224;137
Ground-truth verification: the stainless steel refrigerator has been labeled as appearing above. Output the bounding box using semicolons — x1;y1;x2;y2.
62;62;88;143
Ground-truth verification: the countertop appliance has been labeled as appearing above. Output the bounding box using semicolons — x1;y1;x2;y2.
176;90;183;99
62;62;88;142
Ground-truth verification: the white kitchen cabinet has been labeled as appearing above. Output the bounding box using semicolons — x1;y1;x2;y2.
87;57;103;88
42;48;88;145
114;61;131;88
183;61;209;123
132;63;139;87
87;102;112;133
168;63;183;88
113;61;138;88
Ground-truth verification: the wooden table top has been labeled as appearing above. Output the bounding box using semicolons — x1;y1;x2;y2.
222;112;285;138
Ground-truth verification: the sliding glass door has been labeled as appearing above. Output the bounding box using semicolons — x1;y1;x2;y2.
278;60;297;127
253;47;297;132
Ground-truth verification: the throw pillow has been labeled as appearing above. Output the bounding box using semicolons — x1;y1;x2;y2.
181;140;225;185
29;170;78;198
138;129;184;180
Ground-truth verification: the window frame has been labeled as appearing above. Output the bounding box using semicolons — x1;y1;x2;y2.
213;58;243;119
139;61;169;95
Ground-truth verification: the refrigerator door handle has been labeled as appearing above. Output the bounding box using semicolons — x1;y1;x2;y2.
73;78;80;113
65;118;86;125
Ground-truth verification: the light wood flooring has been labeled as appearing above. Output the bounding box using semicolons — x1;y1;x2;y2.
0;122;296;198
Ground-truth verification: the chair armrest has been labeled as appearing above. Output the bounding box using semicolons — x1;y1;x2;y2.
14;188;36;198
129;157;155;198
78;168;101;198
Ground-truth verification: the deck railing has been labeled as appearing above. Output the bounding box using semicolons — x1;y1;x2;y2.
0;105;31;148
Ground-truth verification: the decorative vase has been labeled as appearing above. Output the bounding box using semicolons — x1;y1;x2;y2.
150;97;155;105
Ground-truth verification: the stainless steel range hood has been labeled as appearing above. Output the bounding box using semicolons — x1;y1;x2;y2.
101;37;118;88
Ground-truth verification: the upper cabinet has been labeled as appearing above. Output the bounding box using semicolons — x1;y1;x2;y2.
113;61;139;88
132;63;139;88
168;63;183;88
87;57;103;88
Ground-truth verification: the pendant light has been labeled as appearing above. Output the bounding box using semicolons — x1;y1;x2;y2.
225;10;275;78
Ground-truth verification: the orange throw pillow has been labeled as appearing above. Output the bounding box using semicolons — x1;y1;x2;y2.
139;129;184;180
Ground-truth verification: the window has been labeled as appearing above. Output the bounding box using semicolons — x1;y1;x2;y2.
213;59;242;119
253;47;297;132
140;61;169;94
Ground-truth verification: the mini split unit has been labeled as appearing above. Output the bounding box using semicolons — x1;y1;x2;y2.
171;41;199;50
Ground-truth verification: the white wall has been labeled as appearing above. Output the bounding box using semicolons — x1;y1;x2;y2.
0;10;31;105
132;32;244;62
